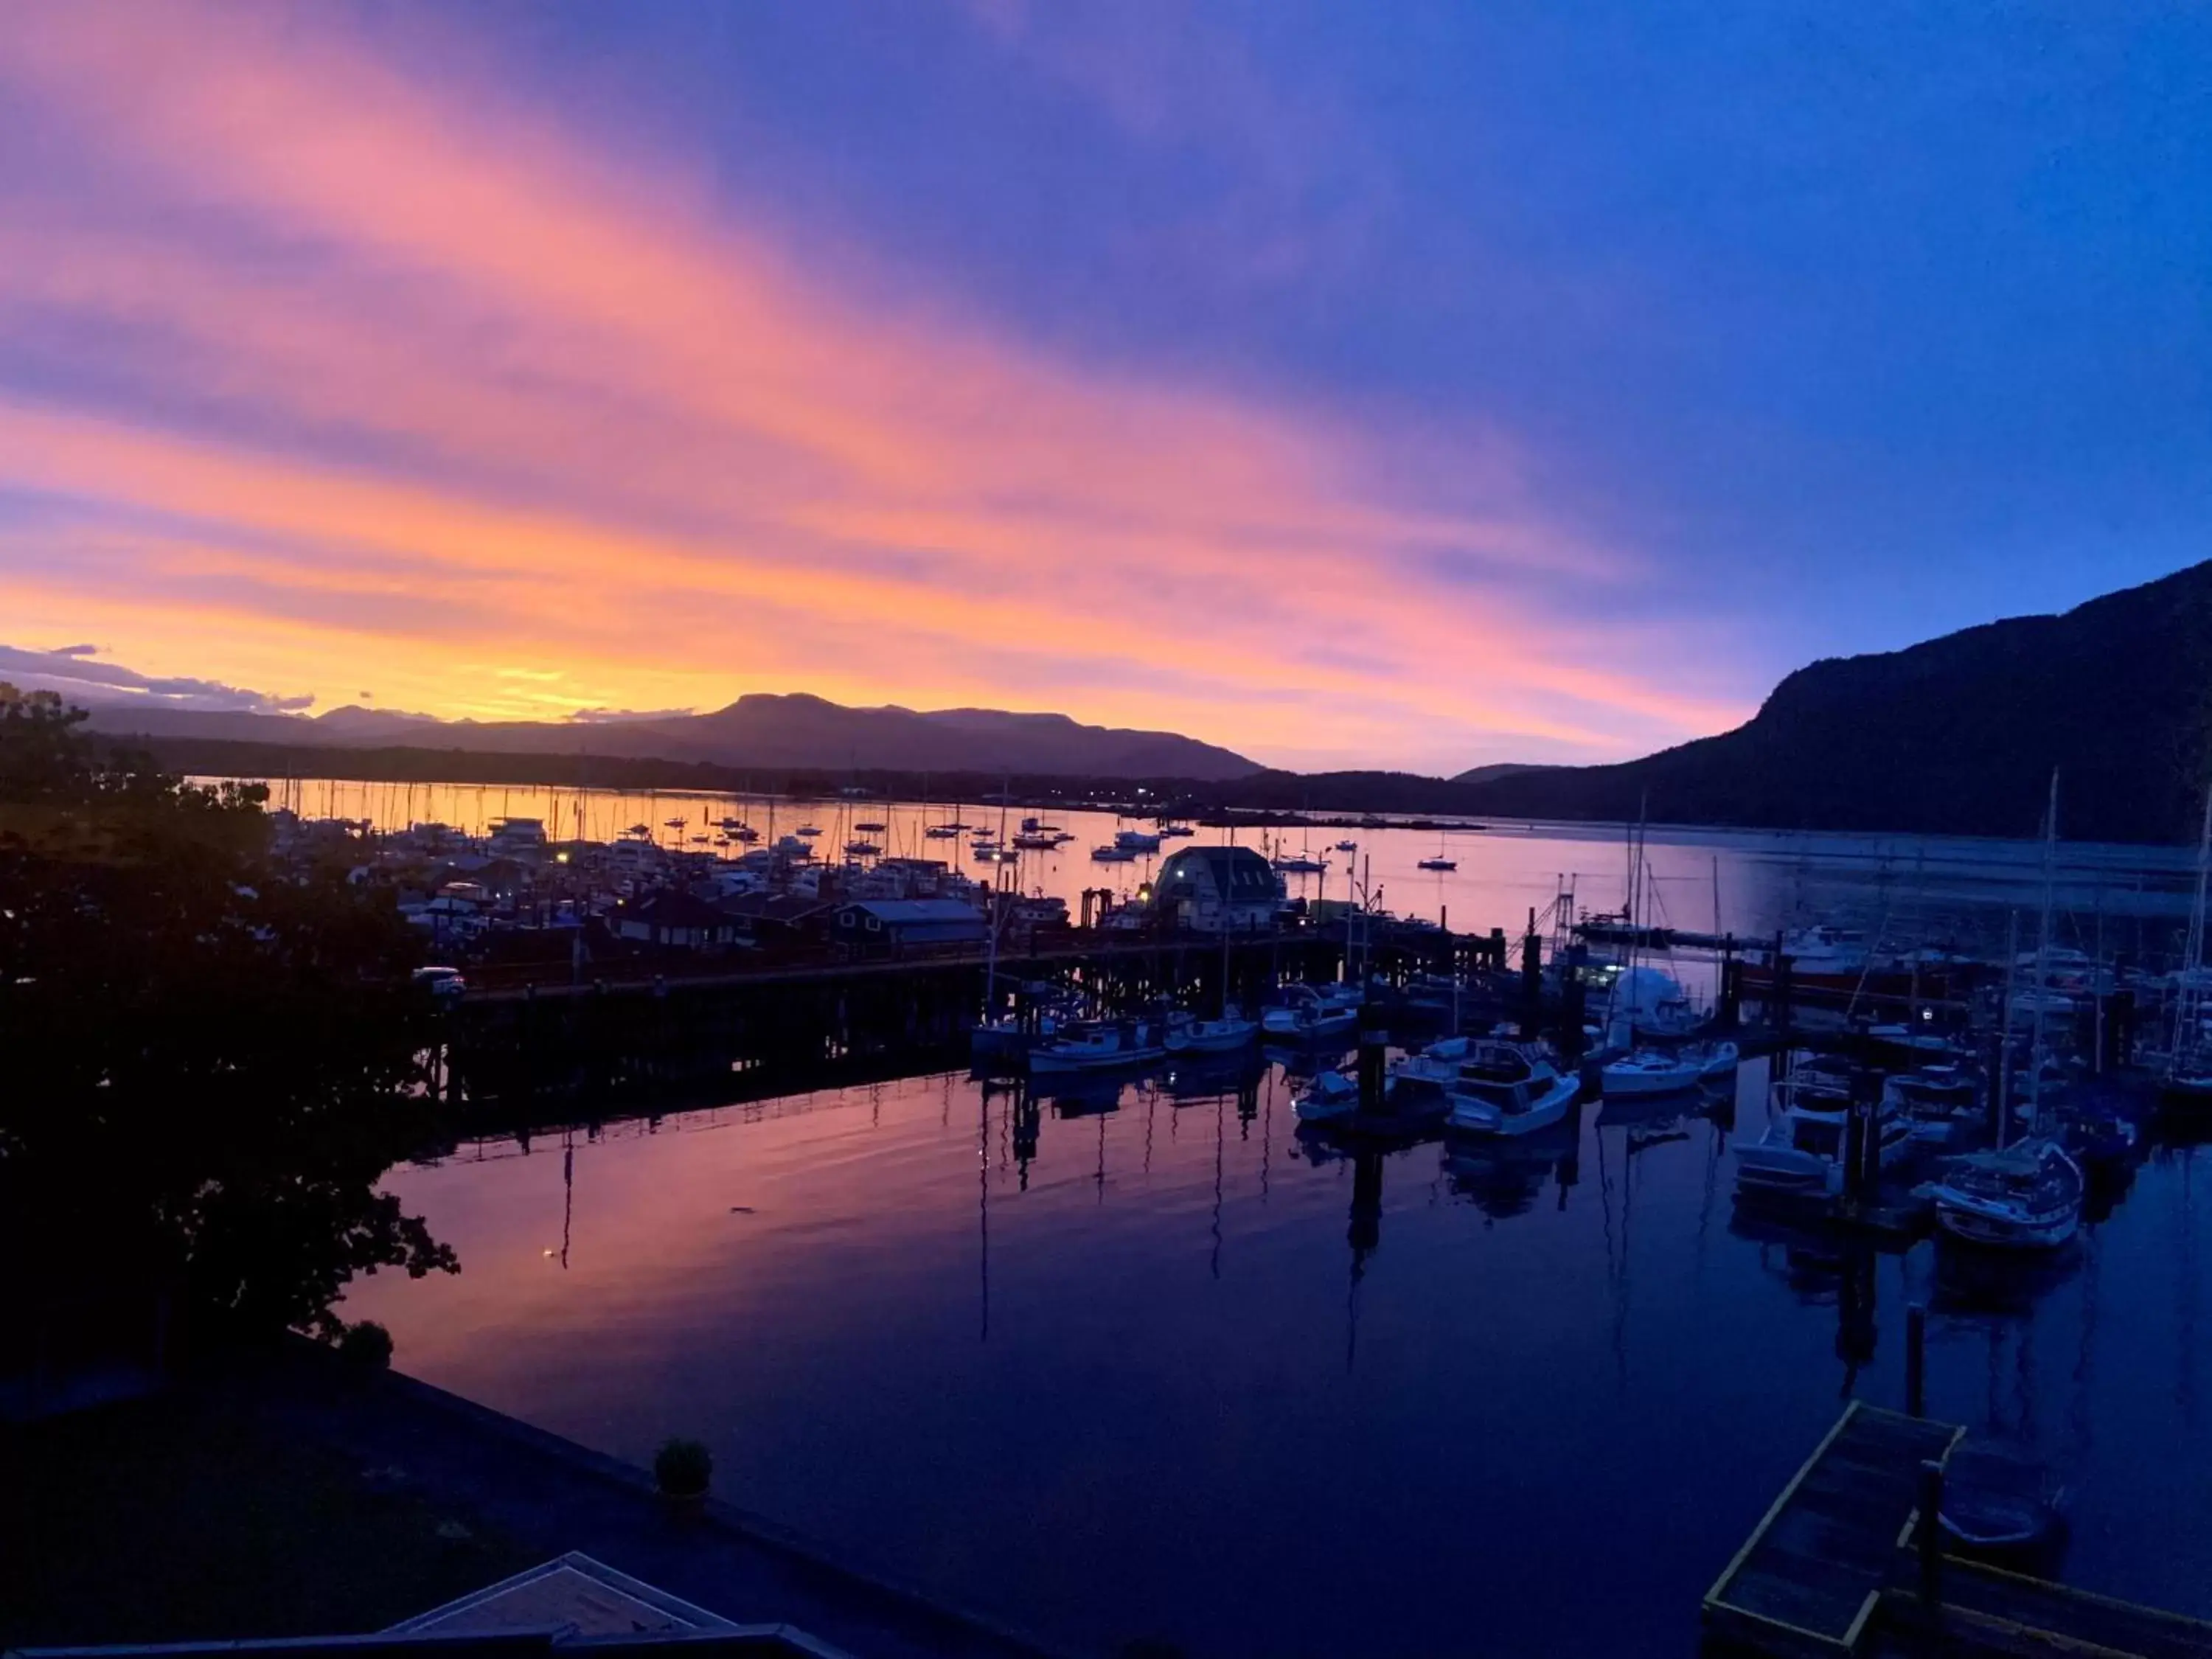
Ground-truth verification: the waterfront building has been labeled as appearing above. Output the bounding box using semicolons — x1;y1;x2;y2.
1148;844;1285;933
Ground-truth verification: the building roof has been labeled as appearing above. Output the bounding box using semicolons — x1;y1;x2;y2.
836;899;987;925
619;890;730;928
717;892;833;923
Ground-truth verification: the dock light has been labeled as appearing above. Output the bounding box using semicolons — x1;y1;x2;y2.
1138;883;1152;901
556;851;570;864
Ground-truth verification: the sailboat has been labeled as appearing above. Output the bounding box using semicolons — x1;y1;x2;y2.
1932;771;2085;1251
1416;830;1456;872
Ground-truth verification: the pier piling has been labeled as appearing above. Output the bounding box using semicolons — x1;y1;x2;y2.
1905;1304;1927;1417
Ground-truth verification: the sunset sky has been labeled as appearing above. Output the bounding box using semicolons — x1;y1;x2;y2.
1;2;2204;773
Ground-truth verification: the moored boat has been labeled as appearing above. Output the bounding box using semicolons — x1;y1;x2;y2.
1600;1048;1703;1099
1930;1139;2084;1251
1165;1012;1259;1054
1027;1019;1168;1075
1262;983;1363;1040
1447;1061;1578;1136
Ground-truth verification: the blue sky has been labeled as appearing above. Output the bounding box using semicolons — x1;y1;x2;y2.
0;1;2203;770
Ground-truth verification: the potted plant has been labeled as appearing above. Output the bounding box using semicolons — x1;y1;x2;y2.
654;1436;713;1513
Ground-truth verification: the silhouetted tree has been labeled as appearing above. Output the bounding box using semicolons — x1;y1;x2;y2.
0;686;455;1355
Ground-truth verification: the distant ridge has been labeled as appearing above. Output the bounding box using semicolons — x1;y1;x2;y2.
1453;560;2212;843
83;690;1262;783
1451;762;1549;787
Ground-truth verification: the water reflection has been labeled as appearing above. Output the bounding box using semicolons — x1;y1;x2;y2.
349;1057;2212;1659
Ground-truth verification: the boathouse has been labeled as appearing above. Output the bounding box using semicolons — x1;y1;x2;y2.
832;897;990;956
611;890;738;950
1150;845;1284;933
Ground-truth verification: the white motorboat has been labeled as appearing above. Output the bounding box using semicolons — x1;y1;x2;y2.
1768;924;1870;976
1447;1066;1578;1136
1600;1048;1703;1099
1388;1034;1473;1095
1166;1013;1259;1054
1734;1074;1910;1199
1272;853;1329;874
1027;1020;1166;1075
1261;983;1363;1040
1930;1139;2084;1251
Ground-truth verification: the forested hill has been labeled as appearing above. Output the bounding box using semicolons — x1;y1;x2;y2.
1455;560;2212;843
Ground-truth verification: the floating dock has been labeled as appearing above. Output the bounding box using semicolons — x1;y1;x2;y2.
1706;1401;2212;1658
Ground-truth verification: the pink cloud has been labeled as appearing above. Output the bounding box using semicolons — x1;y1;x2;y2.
0;3;1749;771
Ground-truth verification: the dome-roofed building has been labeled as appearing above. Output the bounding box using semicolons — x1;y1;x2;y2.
1150;844;1286;933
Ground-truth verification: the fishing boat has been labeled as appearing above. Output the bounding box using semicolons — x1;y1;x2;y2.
1334;839;1358;852
1158;822;1195;838
1272;853;1329;874
1165;1012;1259;1054
1114;828;1164;855
1090;844;1138;863
1261;983;1363;1040
1027;1018;1167;1075
843;840;881;857
968;1011;1064;1061
1930;1139;2084;1251
1417;855;1457;871
1009;832;1060;850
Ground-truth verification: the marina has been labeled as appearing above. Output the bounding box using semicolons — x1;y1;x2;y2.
216;779;2212;1653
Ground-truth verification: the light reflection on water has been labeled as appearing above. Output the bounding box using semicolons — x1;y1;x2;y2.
349;1059;2212;1658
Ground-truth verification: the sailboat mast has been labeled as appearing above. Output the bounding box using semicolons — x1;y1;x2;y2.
1996;910;2020;1151
2027;768;2059;1132
2180;783;2212;1066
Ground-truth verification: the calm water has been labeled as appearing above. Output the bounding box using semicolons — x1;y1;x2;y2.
241;777;2202;963
349;1060;2212;1658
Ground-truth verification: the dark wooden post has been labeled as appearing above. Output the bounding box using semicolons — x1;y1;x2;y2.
1905;1303;1927;1416
1520;908;1543;1021
1917;1460;1946;1626
1771;931;1793;1043
1357;995;1388;1115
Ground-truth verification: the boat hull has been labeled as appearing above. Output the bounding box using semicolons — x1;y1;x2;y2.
1934;1204;2080;1251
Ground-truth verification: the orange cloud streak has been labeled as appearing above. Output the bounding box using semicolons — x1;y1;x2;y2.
0;2;1750;769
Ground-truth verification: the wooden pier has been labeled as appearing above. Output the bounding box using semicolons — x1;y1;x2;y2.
1706;1401;2212;1658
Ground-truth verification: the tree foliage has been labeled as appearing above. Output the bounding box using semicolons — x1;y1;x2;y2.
0;686;455;1346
